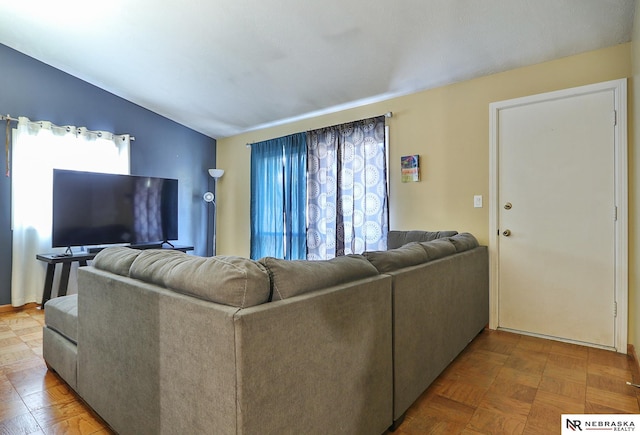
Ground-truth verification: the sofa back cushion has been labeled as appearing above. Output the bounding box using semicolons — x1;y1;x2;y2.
419;239;457;261
259;255;379;301
126;250;271;308
387;230;458;249
93;247;143;276
363;242;429;273
448;232;479;252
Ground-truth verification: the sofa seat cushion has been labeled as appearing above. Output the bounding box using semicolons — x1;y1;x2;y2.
448;233;479;252
419;239;457;261
93;247;143;276
44;294;78;344
363;242;429;273
130;250;271;308
387;230;458;249
260;255;379;300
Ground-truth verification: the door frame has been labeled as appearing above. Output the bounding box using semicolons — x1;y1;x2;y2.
488;79;628;352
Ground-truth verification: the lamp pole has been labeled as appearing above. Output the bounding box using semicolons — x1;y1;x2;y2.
205;168;224;256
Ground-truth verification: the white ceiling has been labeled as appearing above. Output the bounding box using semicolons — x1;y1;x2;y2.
0;0;635;139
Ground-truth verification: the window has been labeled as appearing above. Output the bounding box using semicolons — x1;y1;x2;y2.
250;116;388;260
11;117;130;306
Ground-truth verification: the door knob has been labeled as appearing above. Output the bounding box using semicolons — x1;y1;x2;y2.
504;202;512;210
502;229;511;237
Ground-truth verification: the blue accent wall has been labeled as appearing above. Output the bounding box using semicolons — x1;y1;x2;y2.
0;44;216;305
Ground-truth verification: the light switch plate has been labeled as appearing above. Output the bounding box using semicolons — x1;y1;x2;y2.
474;195;483;208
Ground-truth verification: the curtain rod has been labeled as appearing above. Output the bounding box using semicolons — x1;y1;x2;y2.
245;112;392;147
1;114;135;141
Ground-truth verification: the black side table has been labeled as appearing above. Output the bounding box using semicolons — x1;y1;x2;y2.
36;252;95;308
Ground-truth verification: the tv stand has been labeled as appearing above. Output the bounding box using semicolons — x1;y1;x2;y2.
87;241;177;253
129;242;163;249
36;244;194;307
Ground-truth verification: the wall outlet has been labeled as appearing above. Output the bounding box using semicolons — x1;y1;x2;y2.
474;195;483;208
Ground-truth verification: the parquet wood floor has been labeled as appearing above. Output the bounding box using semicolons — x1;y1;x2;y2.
394;329;640;435
0;307;112;435
1;308;638;434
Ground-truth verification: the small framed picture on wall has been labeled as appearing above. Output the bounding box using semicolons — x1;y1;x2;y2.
401;154;420;182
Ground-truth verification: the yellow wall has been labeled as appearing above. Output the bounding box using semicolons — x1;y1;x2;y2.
218;41;634;342
218;44;635;346
218;43;630;255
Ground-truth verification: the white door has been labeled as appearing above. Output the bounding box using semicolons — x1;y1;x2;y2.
489;79;628;351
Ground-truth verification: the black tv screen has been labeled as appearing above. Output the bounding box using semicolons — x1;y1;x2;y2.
52;169;178;248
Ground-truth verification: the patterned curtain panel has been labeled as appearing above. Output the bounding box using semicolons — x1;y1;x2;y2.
307;116;388;259
250;133;307;260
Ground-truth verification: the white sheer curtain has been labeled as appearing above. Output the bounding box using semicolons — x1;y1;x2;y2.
11;117;130;306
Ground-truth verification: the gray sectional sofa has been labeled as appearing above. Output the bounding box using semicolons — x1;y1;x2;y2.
43;230;488;434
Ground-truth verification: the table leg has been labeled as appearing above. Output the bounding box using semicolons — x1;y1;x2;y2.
41;264;55;308
58;262;71;298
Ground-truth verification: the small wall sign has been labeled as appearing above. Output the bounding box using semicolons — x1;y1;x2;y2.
401;154;420;182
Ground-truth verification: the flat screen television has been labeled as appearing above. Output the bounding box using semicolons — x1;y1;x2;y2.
52;169;178;249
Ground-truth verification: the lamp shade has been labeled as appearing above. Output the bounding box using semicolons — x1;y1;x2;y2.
208;168;224;179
